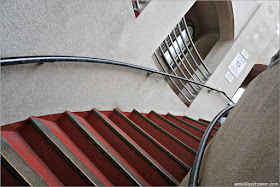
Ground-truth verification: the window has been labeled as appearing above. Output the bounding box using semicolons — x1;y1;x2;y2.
153;16;211;105
162;21;194;69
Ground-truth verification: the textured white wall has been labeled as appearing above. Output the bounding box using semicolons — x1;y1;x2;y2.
232;1;259;38
1;0;196;125
186;1;279;120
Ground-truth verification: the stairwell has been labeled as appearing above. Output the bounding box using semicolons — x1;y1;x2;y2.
1;109;220;186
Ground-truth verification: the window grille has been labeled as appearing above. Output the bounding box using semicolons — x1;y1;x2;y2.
154;17;211;105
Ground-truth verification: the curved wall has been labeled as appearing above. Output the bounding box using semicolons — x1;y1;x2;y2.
200;63;279;185
180;63;279;186
1;0;196;125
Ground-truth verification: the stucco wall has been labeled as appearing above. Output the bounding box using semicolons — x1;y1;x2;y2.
1;0;196;125
186;1;279;121
180;63;279;186
202;63;279;186
232;1;259;39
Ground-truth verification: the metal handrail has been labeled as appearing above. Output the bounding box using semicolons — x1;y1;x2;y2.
188;104;235;187
1;56;234;104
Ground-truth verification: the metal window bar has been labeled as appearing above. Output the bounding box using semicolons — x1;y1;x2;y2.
154;52;192;104
133;0;143;11
171;29;204;85
177;23;208;80
163;22;207;85
162;23;192;70
182;16;212;76
164;39;198;94
168;35;201;93
159;45;195;99
155;19;214;104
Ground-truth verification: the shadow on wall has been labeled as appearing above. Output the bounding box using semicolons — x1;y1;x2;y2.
240;64;267;88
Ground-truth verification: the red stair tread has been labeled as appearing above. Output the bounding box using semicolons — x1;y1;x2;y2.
109;111;188;181
1;120;27;131
141;113;149;117
198;119;210;124
198;119;221;129
32;117;112;186
129;111;195;168
72;111;90;118
167;114;213;143
180;117;217;135
18;121;88;186
165;115;204;139
1;131;63;186
119;111;131;117
147;112;200;151
56;113;134;186
85;111;169;186
68;112;151;186
37;113;63;123
100;111;113;117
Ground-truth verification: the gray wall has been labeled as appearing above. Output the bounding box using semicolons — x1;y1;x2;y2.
1;0;196;125
201;63;279;185
180;63;279;186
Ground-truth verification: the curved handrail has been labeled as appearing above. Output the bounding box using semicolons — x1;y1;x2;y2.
188;104;235;186
1;56;234;104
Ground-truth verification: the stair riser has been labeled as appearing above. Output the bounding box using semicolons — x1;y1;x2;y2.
57;115;133;186
129;111;196;167
109;111;188;182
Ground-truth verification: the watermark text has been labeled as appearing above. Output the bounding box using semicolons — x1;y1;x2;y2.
234;182;279;186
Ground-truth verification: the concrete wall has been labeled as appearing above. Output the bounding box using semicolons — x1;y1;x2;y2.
232;1;259;39
182;63;279;186
186;1;279;121
1;0;196;125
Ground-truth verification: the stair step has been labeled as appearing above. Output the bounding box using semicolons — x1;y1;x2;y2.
57;112;138;186
109;109;187;182
199;118;221;129
1;130;62;186
17;120;88;185
34;117;112;186
129;110;196;168
72;111;90;118
100;111;114;117
85;109;167;186
181;116;218;135
1;136;50;186
198;119;210;124
32;117;110;186
147;111;200;150
166;113;212;139
166;114;212;143
1;108;221;186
